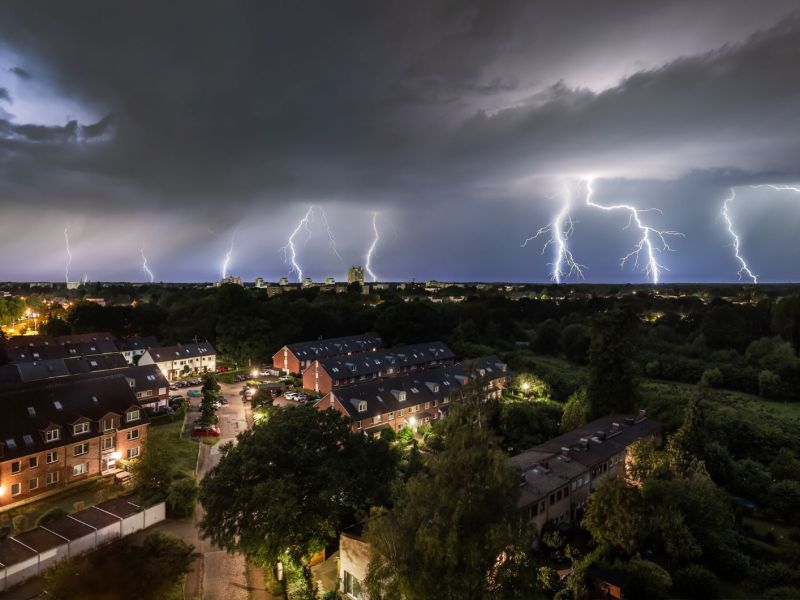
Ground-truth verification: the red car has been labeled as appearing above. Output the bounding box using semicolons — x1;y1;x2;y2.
192;425;221;437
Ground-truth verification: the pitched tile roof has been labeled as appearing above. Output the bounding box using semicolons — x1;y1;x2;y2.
286;333;383;360
144;342;216;362
316;341;454;379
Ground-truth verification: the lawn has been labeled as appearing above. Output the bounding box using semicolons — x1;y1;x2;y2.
148;417;200;478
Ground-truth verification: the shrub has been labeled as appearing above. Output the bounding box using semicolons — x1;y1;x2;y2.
166;477;199;518
699;367;724;388
758;370;783;399
672;565;720;600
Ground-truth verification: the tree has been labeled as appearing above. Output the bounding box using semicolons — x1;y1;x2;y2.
365;417;535;600
772;295;800;351
672;565;720;600
498;401;561;452
699;367;724;388
167;477;199;518
587;309;639;418
758;369;783;398
559;323;590;364
531;319;560;355
42;532;196;600
199;405;397;588
560;388;589;433
199;373;221;426
616;558;672;600
666;389;709;475
582;477;643;554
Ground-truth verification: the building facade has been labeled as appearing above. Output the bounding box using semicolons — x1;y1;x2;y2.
139;342;216;381
0;376;149;510
273;333;383;375
347;266;365;285
302;341;455;394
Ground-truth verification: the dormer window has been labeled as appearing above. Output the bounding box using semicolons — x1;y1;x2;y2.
126;409;141;422
103;417;116;432
399;391;406;402
358;401;368;413
74;422;90;436
45;428;61;443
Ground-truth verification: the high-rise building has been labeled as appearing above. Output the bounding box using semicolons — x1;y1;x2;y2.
279;277;289;286
255;277;265;288
324;276;335;285
347;266;365;285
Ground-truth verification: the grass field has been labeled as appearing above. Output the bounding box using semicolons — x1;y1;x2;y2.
148;417;200;478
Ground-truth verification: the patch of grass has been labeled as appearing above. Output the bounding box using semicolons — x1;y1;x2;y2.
148;418;199;478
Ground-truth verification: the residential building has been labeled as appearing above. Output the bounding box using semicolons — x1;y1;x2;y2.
316;365;468;434
303;341;455;394
138;342;216;381
0;376;149;509
513;412;661;535
4;332;119;363
255;277;265;288
114;336;160;365
467;355;513;400
324;276;335;285
339;527;370;600
347;266;365;285
273;333;383;375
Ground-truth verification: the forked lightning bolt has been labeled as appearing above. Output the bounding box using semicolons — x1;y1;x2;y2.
584;178;683;284
141;243;155;283
721;188;757;284
318;207;343;263
221;231;237;279
63;227;72;283
365;212;380;282
281;207;314;282
522;182;584;283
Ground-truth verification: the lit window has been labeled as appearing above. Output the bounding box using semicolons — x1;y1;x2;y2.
73;463;88;476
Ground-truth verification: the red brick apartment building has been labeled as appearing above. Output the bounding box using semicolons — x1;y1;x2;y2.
0;376;149;509
513;411;661;535
466;355;513;400
302;341;455;394
273;333;383;375
317;365;468;434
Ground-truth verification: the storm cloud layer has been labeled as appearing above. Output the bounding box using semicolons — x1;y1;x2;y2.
0;0;799;282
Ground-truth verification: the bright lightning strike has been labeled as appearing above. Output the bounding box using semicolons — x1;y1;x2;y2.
756;184;800;193
318;207;343;263
584;178;683;285
281;207;314;282
63;227;72;283
365;212;380;282
721;188;757;284
141;243;155;283
221;231;237;280
522;183;584;284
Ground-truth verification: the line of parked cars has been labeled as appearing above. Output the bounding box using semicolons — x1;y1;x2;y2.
284;391;309;403
169;378;203;391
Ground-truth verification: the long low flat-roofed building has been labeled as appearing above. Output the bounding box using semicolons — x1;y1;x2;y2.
512;411;661;536
303;341;455;394
274;333;384;375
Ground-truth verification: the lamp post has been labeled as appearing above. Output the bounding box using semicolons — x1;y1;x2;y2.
522;381;530;400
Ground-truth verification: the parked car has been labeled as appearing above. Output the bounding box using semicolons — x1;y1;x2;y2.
192;426;220;437
190;378;202;386
217;396;228;405
235;374;247;382
169;394;183;401
187;389;202;398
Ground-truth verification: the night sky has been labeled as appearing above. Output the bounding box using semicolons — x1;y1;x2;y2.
1;1;799;284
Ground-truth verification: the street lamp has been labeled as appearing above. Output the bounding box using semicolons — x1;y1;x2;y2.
522;381;530;399
251;368;259;379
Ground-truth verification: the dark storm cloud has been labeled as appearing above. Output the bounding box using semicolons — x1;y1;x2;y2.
0;0;798;281
0;88;10;103
8;66;31;80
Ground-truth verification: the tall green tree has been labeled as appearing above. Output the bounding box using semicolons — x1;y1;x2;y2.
365;403;537;600
587;309;640;418
199;405;397;588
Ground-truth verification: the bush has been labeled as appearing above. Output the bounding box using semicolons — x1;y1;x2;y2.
560;324;590;364
672;565;720;600
699;367;724;388
759;370;783;399
167;477;199;518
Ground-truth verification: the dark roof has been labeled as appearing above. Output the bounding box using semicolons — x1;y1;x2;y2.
315;341;454;380
115;336;160;352
42;515;96;540
326;365;467;421
144;342;216;362
467;355;513;379
95;495;142;518
122;364;168;390
13;527;67;552
6;332;116;350
0;375;148;461
15;358;71;381
71;506;121;529
285;333;383;361
65;353;129;375
512;413;662;506
0;538;37;567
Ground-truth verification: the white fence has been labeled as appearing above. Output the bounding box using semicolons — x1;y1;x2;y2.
0;497;166;593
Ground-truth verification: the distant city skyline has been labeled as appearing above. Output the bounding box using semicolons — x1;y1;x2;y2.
1;1;800;283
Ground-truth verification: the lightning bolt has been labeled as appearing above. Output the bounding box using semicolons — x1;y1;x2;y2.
318;207;344;264
721;188;757;284
757;184;800;193
221;231;237;280
64;227;72;283
584;178;683;285
522;182;585;283
281;207;314;282
365;212;380;282
141;243;155;283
